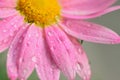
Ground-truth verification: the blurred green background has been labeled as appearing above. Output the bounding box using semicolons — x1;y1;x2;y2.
0;1;120;80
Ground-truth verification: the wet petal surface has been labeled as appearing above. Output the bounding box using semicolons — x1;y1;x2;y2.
0;8;17;18
0;15;24;52
35;26;60;80
60;0;116;16
60;19;120;44
7;25;29;80
45;25;78;80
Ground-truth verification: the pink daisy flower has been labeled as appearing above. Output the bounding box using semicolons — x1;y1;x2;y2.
0;0;120;80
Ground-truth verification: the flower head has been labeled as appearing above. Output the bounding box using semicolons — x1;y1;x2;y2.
0;0;120;80
16;0;61;26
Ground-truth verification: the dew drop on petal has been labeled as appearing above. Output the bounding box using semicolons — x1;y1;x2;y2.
22;26;26;30
50;46;56;51
28;34;31;38
87;70;91;76
32;56;37;62
48;31;53;36
78;48;82;54
13;25;17;28
83;75;87;80
77;64;82;72
19;58;24;63
10;45;13;49
23;69;27;74
35;33;39;37
11;22;14;25
0;41;2;45
19;39;22;43
87;24;92;27
3;29;7;33
3;39;8;43
10;33;14;37
25;41;31;47
21;78;25;80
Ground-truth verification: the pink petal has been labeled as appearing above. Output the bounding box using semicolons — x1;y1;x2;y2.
70;37;91;80
34;26;60;80
0;15;24;52
0;0;17;8
0;8;18;18
17;25;41;80
60;0;116;16
45;25;77;80
7;25;29;80
61;5;120;19
59;19;120;44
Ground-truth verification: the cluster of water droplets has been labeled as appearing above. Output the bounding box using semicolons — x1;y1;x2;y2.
0;17;24;51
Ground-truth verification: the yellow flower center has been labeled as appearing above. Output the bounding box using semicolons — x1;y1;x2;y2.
16;0;61;27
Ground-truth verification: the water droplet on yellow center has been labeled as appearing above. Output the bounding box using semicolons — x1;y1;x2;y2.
16;0;61;27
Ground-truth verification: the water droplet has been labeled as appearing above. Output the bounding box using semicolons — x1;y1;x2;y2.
50;46;56;51
3;29;7;32
0;41;2;45
78;48;84;55
32;56;37;62
23;69;27;76
22;26;26;29
87;69;91;75
77;64;82;71
50;40;54;43
10;33;14;37
10;45;13;49
28;34;31;38
3;39;8;43
19;58;23;63
87;24;92;27
26;41;31;46
85;66;91;75
19;58;25;63
19;39;22;43
78;48;82;53
36;34;39;37
21;78;25;80
48;31;53;36
11;22;14;25
13;25;17;28
83;75;87;80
